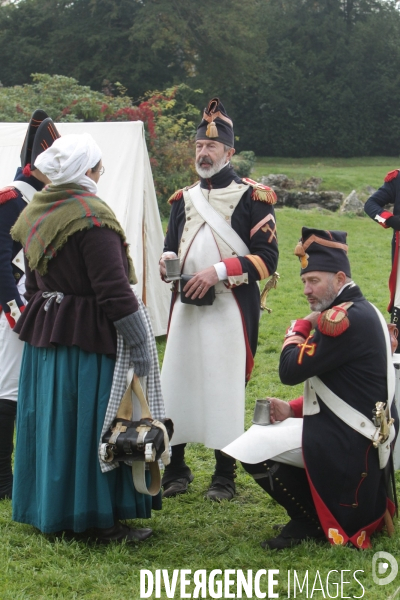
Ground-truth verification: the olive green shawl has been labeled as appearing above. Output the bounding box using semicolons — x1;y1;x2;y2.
11;183;137;283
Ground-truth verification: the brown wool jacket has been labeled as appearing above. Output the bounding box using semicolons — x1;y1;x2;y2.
14;226;138;356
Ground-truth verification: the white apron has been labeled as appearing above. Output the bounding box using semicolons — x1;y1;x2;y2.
161;224;246;449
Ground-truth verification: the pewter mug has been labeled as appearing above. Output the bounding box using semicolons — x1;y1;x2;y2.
164;257;181;280
252;399;271;425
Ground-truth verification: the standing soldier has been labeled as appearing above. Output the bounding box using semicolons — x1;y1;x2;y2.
365;170;400;348
159;98;279;501
0;110;59;499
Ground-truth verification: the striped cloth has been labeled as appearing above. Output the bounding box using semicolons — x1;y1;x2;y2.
99;297;166;473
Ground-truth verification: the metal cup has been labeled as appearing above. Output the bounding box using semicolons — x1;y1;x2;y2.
252;399;271;425
164;258;181;280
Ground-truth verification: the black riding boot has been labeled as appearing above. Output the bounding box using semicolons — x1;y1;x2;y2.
161;443;194;497
242;459;325;549
0;399;17;500
206;450;237;501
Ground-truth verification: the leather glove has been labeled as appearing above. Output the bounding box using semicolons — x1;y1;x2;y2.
114;311;151;377
385;215;400;230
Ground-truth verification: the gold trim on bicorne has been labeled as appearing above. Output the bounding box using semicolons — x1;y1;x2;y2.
302;235;348;253
202;109;233;127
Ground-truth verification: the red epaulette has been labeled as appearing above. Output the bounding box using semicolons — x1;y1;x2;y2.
242;177;277;204
318;302;353;337
167;182;199;205
168;189;184;205
384;169;400;183
0;186;18;205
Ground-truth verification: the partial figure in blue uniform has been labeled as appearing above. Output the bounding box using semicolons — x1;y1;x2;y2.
0;110;59;499
365;170;400;346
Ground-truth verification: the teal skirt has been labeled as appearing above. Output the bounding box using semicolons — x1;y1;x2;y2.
13;344;154;533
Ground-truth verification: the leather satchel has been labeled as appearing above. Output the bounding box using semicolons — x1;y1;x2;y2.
180;274;215;306
100;372;173;495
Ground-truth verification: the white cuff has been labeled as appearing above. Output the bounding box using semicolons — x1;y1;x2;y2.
213;262;228;281
161;251;178;260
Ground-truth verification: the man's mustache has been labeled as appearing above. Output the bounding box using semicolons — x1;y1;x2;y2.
197;157;213;166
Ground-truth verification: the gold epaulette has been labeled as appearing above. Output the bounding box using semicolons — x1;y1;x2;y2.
317;302;353;337
0;186;18;205
167;182;199;205
167;189;184;205
242;177;277;204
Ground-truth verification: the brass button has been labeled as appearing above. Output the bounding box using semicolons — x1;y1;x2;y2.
225;216;229;221
352;503;358;508
182;239;185;243
230;205;234;209
235;280;240;285
187;217;191;220
16;258;20;263
185;227;188;231
360;422;365;427
313;401;317;405
15;273;21;279
232;252;236;256
244;279;248;283
361;472;367;478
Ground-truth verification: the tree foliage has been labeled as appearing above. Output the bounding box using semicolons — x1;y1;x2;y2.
0;74;201;212
2;0;400;156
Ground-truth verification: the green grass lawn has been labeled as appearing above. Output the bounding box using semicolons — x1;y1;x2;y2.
252;156;399;199
2;188;400;598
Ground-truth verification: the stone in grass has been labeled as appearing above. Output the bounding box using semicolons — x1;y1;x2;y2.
340;190;365;216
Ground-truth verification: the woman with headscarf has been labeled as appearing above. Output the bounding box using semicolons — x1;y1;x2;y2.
11;133;161;543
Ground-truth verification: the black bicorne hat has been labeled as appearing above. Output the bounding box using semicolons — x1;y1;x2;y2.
196;97;234;148
20;109;49;167
294;227;351;277
31;117;61;168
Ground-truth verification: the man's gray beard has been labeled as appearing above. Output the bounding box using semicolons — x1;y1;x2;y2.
195;155;228;179
310;280;337;312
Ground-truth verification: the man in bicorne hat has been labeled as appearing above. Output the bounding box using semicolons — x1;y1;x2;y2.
224;227;398;549
159;98;279;501
0;110;60;499
365;172;400;350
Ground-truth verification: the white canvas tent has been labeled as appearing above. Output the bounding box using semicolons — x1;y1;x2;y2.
0;121;170;336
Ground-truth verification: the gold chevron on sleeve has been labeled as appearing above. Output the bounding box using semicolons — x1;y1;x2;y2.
245;254;269;280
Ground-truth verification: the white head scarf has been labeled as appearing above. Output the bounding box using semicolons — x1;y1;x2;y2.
34;133;102;194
